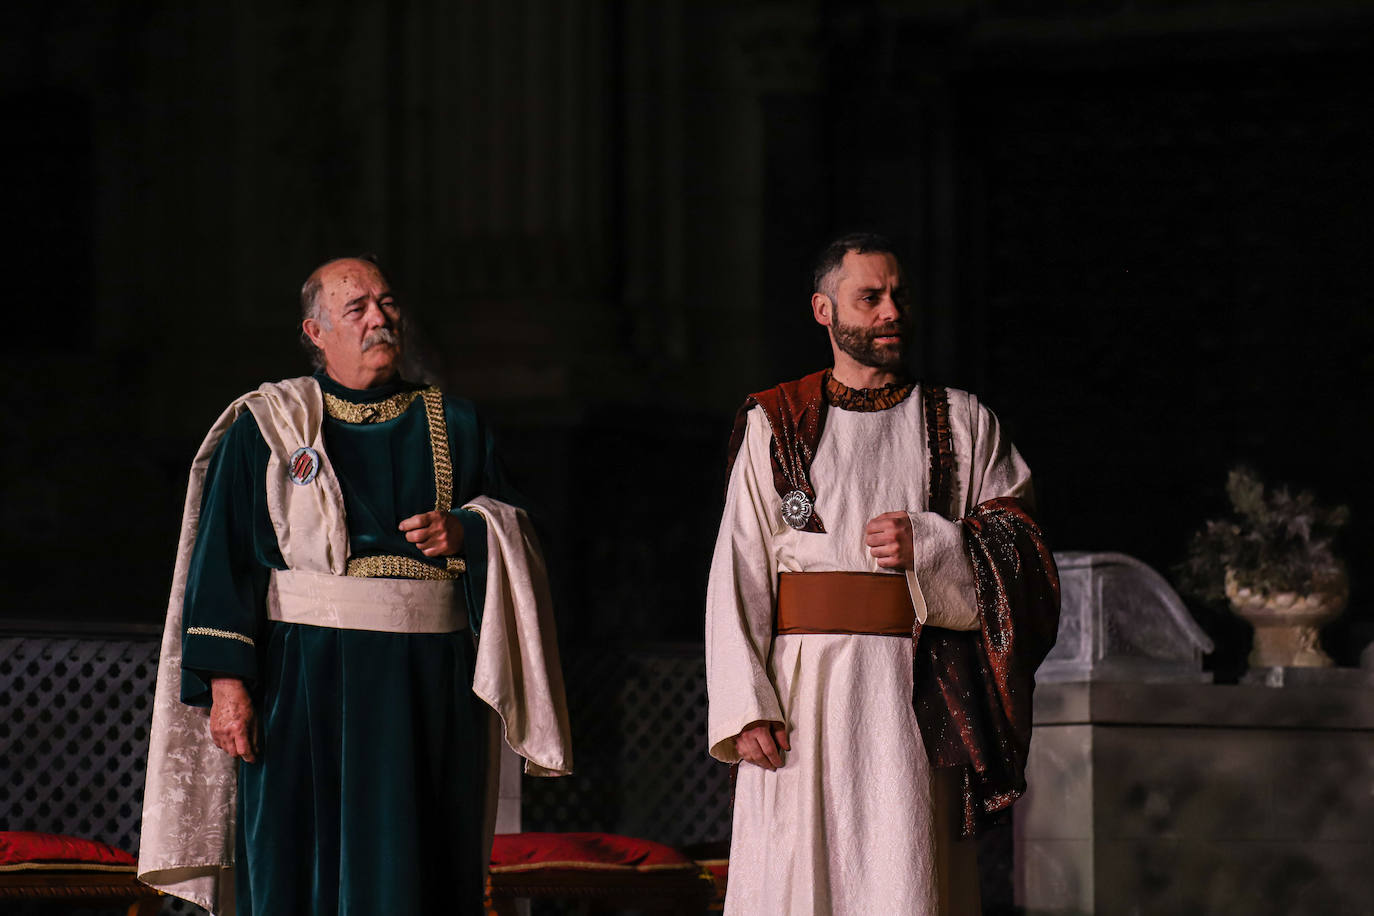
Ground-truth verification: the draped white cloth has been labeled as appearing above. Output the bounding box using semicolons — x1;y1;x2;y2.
139;378;341;914
139;378;571;914
706;386;1032;916
466;496;574;778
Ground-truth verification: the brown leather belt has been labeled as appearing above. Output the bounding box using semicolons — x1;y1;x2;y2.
775;571;915;637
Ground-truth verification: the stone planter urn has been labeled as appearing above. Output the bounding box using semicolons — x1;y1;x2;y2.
1225;567;1348;668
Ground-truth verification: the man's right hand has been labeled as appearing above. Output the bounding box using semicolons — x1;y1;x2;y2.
735;720;790;770
209;676;260;763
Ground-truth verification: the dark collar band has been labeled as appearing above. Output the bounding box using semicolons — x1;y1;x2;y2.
823;370;915;412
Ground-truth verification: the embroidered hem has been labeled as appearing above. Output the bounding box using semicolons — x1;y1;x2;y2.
185;626;254;647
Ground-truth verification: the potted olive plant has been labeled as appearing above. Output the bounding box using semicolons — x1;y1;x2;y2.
1176;467;1349;669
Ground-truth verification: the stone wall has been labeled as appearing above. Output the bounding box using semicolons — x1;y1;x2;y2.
6;0;1373;668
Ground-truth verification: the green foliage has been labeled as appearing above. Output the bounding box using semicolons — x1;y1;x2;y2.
1175;467;1349;603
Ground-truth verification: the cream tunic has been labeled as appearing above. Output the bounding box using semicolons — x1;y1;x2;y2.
706;386;1032;916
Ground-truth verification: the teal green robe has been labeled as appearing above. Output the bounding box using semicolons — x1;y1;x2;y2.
181;371;523;916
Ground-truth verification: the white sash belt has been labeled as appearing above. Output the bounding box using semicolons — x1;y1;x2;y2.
267;568;466;633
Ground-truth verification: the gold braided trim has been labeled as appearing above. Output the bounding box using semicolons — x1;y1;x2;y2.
423;388;453;512
0;862;139;873
323;388;422;424
325;385;466;578
346;554;467;580
186;626;255;647
420;390;468;578
489;861;702;874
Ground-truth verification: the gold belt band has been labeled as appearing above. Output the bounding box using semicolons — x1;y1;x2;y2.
776;571;915;637
346;554;466;580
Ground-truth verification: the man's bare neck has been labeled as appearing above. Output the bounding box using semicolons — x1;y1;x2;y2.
829;361;903;391
324;366;399;391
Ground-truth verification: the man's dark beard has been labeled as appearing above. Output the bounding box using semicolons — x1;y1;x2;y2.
831;315;906;372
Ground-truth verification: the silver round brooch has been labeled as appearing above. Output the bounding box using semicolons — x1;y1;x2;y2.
780;489;813;530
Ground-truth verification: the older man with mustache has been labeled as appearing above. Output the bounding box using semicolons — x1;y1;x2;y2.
706;233;1060;915
139;256;572;915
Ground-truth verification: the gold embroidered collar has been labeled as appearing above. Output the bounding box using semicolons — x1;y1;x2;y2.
824;371;915;412
323;388;422;424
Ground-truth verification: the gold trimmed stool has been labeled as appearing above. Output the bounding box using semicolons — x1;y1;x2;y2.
0;832;161;915
680;840;730;912
486;832;713;915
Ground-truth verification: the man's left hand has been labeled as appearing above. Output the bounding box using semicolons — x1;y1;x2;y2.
865;511;914;570
399;510;464;557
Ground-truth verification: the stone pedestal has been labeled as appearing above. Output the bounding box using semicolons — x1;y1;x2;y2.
1015;682;1374;915
1242;666;1374;688
1042;553;1214;684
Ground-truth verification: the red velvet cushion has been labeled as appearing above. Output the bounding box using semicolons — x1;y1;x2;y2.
0;832;136;872
490;832;697;874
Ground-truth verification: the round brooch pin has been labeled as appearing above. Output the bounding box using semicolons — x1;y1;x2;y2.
780;489;813;530
288;446;321;486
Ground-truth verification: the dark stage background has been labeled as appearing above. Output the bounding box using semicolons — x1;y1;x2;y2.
5;0;1373;676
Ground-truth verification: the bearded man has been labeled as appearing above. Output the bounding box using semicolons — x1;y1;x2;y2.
139;256;572;915
706;233;1060;915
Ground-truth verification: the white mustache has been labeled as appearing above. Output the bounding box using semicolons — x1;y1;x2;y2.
361;328;400;352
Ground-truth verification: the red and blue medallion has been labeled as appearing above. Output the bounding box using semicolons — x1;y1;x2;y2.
288;446;321;486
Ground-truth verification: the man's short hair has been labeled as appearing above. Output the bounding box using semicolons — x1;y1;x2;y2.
812;232;899;298
299;254;383;369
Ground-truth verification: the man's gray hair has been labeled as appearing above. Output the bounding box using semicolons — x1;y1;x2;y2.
298;254;382;370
